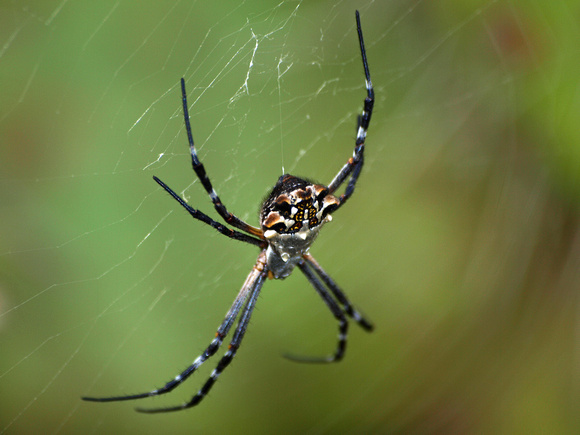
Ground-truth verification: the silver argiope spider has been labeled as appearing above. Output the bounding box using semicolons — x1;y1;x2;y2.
83;10;374;414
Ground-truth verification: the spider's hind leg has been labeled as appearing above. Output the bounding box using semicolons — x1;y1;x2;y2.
282;259;350;364
305;254;373;331
83;253;268;413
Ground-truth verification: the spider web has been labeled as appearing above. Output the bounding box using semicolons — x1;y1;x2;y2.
1;0;579;433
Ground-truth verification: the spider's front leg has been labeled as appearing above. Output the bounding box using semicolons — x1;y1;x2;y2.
153;176;265;247
179;78;264;239
328;10;374;210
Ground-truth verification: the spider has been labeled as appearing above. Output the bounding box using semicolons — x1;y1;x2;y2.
83;10;374;414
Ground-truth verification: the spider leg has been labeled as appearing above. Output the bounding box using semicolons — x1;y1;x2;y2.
328;10;374;210
153;176;265;248
304;254;373;331
82;252;268;410
283;259;349;364
136;252;267;413
179;78;264;239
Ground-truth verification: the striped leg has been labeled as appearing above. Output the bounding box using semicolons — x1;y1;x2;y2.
82;252;267;412
283;259;349;363
153;176;265;247
304;254;373;331
179;78;263;238
328;11;374;210
137;258;266;413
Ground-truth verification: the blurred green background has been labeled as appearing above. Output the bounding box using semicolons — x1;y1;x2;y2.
1;0;579;433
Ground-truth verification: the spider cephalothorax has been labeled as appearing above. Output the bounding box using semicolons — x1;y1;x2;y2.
83;10;374;414
261;175;339;278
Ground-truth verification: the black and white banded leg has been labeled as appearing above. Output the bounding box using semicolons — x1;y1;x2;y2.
304;254;373;331
83;252;268;413
153;176;265;247
179;78;263;238
282;259;349;363
328;10;374;210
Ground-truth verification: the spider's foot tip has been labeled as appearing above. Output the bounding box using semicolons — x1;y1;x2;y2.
135;406;167;414
135;405;185;414
81;396;102;402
